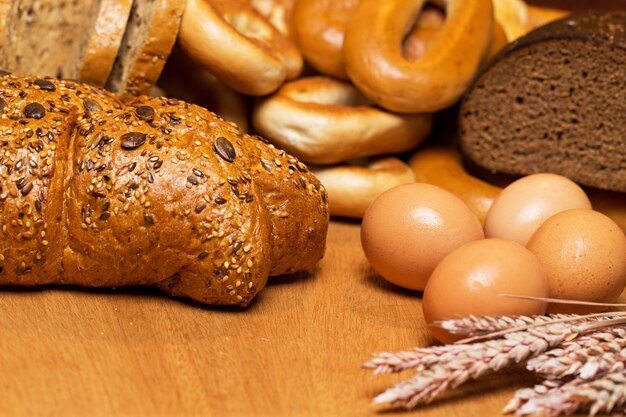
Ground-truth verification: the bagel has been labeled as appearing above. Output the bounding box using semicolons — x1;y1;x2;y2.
178;0;302;96
292;0;358;79
158;47;250;132
493;0;570;41
409;144;626;232
488;20;509;58
250;0;297;39
403;5;445;61
343;0;494;113
526;5;570;32
252;76;434;165
404;12;508;62
294;1;462;80
312;157;415;218
409;145;501;225
492;0;528;41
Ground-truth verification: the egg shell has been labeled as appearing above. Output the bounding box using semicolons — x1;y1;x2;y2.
484;173;592;245
527;208;626;314
423;238;549;344
360;183;484;291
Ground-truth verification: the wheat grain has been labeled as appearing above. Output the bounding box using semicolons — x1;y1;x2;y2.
370;322;577;408
367;312;626;415
436;314;575;337
527;327;626;380
507;371;626;416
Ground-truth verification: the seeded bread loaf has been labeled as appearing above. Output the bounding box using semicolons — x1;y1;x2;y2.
0;72;328;306
106;0;185;100
460;11;626;193
0;0;131;86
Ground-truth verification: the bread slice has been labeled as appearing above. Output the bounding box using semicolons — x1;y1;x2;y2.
0;0;131;86
460;11;626;193
106;0;186;100
76;0;133;87
1;0;96;76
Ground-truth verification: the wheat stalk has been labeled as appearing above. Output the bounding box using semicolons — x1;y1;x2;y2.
504;371;626;416
370;322;579;408
436;314;575;338
367;311;626;415
527;327;626;380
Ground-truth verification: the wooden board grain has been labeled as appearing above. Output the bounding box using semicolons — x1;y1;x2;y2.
0;221;535;417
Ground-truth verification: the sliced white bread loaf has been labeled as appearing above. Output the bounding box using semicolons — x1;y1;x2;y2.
106;0;185;100
2;0;97;77
0;0;131;85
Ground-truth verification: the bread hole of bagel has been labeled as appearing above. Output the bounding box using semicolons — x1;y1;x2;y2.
223;11;274;43
402;3;447;61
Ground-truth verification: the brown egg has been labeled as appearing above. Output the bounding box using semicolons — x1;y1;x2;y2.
484;173;591;245
423;239;549;344
361;183;484;291
527;209;626;314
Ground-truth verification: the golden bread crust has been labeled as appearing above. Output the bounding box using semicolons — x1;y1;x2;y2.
0;73;328;306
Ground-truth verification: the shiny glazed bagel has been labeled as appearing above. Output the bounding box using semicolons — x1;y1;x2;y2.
410;145;626;232
294;1;449;79
409;146;501;225
178;0;302;96
292;0;359;79
493;0;570;41
343;0;494;113
312;157;415;218
404;12;507;62
526;5;569;31
252;76;434;164
251;0;297;38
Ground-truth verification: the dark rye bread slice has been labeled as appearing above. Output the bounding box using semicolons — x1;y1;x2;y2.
459;11;626;193
0;0;131;86
105;0;185;101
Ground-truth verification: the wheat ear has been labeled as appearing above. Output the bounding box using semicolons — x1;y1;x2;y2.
505;371;626;416
528;327;626;379
370;322;578;408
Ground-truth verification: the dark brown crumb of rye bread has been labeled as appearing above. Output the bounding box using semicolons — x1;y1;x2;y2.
460;36;626;192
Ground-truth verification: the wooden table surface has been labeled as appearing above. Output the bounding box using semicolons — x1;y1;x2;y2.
1;220;537;417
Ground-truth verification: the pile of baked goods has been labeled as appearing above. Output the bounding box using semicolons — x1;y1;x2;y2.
0;0;625;307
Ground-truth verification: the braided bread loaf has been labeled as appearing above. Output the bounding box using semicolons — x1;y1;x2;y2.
0;72;329;306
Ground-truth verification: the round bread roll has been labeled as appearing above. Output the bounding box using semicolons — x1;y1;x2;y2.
253;76;433;164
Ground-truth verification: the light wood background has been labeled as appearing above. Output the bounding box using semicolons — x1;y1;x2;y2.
1;221;535;417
